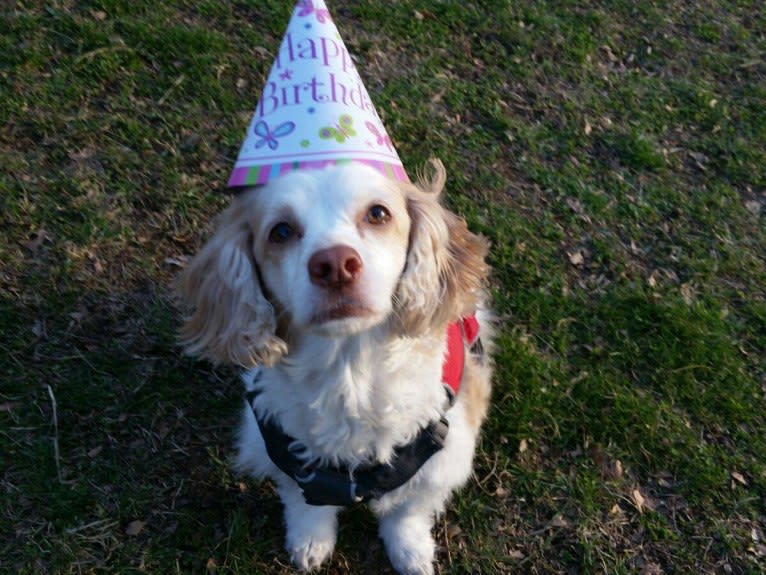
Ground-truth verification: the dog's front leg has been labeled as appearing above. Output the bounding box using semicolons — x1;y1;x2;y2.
275;476;340;571
377;504;437;575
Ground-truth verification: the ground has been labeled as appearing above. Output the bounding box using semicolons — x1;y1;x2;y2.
1;1;765;573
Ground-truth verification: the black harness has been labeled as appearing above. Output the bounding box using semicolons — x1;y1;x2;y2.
247;385;449;506
246;319;483;507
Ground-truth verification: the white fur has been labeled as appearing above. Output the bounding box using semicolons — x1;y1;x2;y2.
252;167;411;335
181;163;491;574
235;328;482;575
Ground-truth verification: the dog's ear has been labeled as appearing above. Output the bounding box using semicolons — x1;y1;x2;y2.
176;200;287;367
396;159;489;336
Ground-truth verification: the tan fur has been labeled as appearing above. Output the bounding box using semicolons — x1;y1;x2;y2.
395;159;489;336
461;353;493;432
175;197;286;367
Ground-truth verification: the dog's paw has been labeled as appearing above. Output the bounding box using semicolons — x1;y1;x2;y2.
386;543;435;575
379;513;436;575
280;482;339;571
287;535;336;572
285;517;337;572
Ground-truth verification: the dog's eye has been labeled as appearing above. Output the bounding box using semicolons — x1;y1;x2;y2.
366;204;391;225
268;222;294;244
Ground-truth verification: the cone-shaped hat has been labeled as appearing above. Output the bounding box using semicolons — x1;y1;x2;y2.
227;0;408;189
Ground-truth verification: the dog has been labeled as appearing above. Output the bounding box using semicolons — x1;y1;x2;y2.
177;159;492;574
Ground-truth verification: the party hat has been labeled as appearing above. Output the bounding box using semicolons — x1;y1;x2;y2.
227;0;408;189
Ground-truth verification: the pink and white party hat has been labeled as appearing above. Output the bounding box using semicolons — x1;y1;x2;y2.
227;0;408;189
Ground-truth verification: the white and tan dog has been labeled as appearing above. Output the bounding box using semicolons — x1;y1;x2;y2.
177;160;492;574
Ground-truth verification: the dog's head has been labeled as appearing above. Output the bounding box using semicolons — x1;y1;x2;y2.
177;160;488;367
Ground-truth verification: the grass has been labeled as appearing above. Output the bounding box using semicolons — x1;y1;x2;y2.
1;0;765;573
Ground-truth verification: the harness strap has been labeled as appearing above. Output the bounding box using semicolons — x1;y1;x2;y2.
247;314;482;507
247;386;448;506
441;314;482;402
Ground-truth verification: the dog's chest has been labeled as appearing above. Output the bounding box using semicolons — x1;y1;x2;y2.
261;335;446;466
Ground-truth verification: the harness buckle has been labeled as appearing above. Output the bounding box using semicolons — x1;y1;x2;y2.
350;481;363;503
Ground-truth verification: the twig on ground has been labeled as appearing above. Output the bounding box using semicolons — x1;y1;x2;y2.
46;384;63;483
158;74;187;105
74;45;134;64
443;515;453;569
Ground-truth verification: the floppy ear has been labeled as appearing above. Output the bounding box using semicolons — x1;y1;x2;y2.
396;159;489;336
176;201;287;367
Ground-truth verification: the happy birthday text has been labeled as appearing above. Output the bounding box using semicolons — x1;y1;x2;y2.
257;31;378;119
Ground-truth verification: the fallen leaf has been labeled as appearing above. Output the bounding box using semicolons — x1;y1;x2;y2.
589;444;609;476
566;197;583;213
601;44;618;62
518;438;528;454
689;151;708;170
253;46;271;59
87;445;103;458
731;471;748;486
31;319;47;339
206;557;217;572
640;560;664;575
568;250;585;266
745;200;761;215
632;488;646;513
68;311;86;323
19;229;52;253
68;147;97;161
508;549;525;559
86;251;104;274
584;119;592;136
680;283;694;305
125;519;146;536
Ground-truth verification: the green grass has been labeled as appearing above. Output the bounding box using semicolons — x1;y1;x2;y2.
2;0;765;573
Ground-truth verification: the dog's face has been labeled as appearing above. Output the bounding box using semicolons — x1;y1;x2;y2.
250;165;411;335
177;160;488;367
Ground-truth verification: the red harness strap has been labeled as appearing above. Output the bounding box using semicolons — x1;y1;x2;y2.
441;315;480;398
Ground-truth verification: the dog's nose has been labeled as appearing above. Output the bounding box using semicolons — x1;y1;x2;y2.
308;245;363;288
